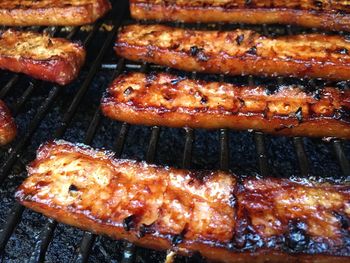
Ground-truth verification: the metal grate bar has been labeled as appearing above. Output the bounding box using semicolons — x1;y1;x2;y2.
182;128;194;169
28;219;57;263
219;129;229;171
293;137;310;177
146;126;161;163
332;140;350;177
71;232;96;263
114;122;130;157
254;132;269;177
0;203;24;255
11;81;39;116
0;75;19;99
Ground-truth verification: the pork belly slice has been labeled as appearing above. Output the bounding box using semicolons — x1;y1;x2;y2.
16;140;350;262
0;30;86;85
0;100;16;145
0;0;111;26
101;72;350;139
115;24;350;81
130;0;350;31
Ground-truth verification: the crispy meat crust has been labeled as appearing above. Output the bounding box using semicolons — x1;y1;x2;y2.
0;0;111;26
130;0;350;31
101;72;350;139
0;30;86;85
0;101;16;145
115;24;350;81
16;140;350;262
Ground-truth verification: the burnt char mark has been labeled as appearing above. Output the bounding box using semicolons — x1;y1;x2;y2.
313;0;323;9
333;107;350;122
285;220;310;253
170;76;186;85
336;48;349;55
295;107;303;123
265;84;278;95
190;170;214;183
68;184;78;192
146;72;157;85
333;212;350;230
190;46;201;56
336;81;349;90
236;34;244;45
172;226;188;246
313;89;322;100
123;215;136;231
123;86;134;96
200;95;208;105
189;46;209;62
246;46;257;56
232;208;264;251
138;223;155;238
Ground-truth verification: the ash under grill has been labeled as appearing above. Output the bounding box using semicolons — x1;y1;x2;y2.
0;0;349;262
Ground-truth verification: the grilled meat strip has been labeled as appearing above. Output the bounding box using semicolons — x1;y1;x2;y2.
130;0;350;31
101;72;350;139
115;24;350;81
0;30;86;85
0;0;111;26
17;140;350;262
0;101;16;145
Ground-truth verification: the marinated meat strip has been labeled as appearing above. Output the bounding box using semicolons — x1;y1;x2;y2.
0;101;16;145
130;0;350;31
101;72;350;139
115;24;350;81
0;0;111;26
0;30;86;85
16;140;350;263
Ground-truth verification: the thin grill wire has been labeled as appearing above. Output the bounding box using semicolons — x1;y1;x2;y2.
0;0;349;262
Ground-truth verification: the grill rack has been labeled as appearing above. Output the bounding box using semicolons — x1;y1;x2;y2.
0;0;349;262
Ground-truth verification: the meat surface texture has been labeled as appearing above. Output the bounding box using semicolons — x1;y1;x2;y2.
16;140;350;263
0;30;86;85
0;0;111;26
130;0;350;31
115;24;350;81
101;72;350;139
0;101;16;145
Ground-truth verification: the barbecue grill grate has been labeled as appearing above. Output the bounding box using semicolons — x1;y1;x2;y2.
0;0;349;262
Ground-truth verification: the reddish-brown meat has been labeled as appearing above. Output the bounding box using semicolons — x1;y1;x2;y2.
16;140;350;263
0;0;112;26
130;0;350;31
101;72;350;139
115;24;350;81
0;29;86;85
0;100;16;145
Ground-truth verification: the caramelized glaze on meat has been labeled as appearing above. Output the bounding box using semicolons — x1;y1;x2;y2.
115;24;350;81
0;30;86;85
130;0;350;31
0;0;111;26
0;101;16;145
101;72;350;139
16;140;350;262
